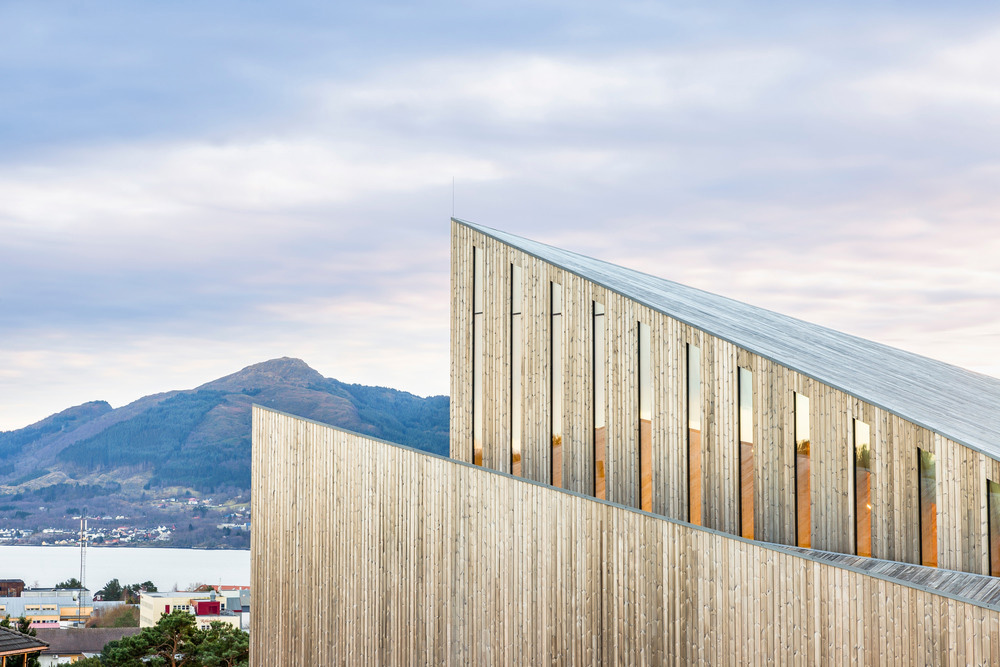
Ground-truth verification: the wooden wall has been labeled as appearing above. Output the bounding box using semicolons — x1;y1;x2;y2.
450;221;1000;575
252;407;1000;665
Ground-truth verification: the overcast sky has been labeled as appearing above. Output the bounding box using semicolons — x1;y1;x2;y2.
2;1;999;431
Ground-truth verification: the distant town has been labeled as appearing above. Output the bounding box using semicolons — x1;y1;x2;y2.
0;495;250;549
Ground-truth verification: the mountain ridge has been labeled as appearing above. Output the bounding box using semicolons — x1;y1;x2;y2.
0;357;449;495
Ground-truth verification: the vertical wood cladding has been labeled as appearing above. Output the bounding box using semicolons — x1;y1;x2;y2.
451;221;999;575
253;408;1000;665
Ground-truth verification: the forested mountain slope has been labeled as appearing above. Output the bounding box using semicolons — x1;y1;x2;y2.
0;358;448;495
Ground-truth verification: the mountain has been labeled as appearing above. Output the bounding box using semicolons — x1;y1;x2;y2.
0;358;449;496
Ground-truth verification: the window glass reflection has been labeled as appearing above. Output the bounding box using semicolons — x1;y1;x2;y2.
639;322;652;512
551;282;563;488
738;368;753;539
989;480;1000;577
795;392;810;548
688;344;702;525
854;419;872;557
511;264;523;476
593;302;606;499
472;246;483;467
919;448;937;567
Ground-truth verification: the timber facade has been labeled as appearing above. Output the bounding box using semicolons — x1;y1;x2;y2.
450;219;1000;575
252;408;1000;664
251;218;1000;664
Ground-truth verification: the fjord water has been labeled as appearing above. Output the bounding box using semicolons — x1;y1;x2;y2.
0;546;250;591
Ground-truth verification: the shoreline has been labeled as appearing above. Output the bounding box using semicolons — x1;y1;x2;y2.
0;543;250;551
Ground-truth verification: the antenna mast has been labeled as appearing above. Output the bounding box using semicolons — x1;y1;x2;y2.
78;512;87;626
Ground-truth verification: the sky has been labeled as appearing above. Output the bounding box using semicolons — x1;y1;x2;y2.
2;1;1000;431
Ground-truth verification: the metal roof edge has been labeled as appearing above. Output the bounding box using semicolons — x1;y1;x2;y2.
453;218;1000;461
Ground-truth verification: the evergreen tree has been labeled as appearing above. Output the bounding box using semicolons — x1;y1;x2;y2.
189;622;250;667
98;578;158;603
102;610;197;666
98;578;124;601
99;609;248;667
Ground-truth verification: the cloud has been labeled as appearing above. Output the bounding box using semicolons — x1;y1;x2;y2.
3;3;1000;430
318;49;799;128
0;140;502;237
852;28;1000;115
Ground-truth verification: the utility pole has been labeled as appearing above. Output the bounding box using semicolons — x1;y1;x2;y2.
78;510;87;626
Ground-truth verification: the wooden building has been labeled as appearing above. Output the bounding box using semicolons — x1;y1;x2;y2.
251;219;1000;664
449;218;1000;574
0;582;24;598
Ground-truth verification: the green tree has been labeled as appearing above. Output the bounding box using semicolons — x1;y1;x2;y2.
0;615;40;667
123;580;157;604
55;577;82;589
189;622;249;667
86;604;139;628
98;609;247;667
98;578;124;601
101;609;197;666
98;578;158;604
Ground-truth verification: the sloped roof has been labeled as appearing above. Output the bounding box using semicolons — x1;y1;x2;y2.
0;626;48;657
456;219;1000;461
35;627;140;655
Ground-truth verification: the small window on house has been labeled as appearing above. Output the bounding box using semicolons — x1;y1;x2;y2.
511;264;523;476
795;392;811;548
593;301;606;499
472;246;484;466
919;448;937;567
551;282;563;487
854;419;872;557
738;367;754;539
989;480;1000;577
688;344;702;525
638;321;652;512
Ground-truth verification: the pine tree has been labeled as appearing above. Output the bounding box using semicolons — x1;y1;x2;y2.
99;609;248;666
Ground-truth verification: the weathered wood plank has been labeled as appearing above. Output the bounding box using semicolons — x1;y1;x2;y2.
253;408;1000;665
454;224;996;575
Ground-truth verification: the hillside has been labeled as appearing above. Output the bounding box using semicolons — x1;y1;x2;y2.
0;358;448;520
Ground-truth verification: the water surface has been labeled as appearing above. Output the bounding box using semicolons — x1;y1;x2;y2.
0;546;250;592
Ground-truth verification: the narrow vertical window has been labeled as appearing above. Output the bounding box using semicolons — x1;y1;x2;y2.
794;392;811;548
688;344;702;525
919;449;937;567
472;246;484;466
593;302;606;499
510;264;523;476
854;419;872;557
638;322;652;512
989;480;1000;576
550;282;563;488
738;367;754;540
